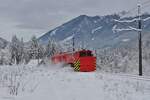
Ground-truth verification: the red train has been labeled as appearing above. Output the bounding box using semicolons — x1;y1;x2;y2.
51;49;96;72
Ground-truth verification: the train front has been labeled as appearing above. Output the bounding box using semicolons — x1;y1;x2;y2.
73;50;96;72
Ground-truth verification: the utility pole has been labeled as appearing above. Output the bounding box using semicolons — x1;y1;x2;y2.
37;48;40;65
72;35;75;52
138;4;142;76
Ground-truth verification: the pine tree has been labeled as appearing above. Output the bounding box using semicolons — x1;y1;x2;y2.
45;39;57;57
29;36;39;59
10;35;23;65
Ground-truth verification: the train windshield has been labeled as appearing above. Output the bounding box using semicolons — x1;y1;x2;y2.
80;51;93;57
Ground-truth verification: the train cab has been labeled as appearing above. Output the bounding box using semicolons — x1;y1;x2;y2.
73;50;96;72
51;49;96;72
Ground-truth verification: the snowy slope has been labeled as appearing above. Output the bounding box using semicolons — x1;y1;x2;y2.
39;14;150;49
0;63;150;100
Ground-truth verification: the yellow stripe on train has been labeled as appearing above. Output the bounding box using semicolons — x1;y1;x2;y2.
74;59;80;71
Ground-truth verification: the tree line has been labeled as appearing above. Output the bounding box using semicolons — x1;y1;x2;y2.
0;35;59;65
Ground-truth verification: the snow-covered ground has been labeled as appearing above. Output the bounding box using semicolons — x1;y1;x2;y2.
0;61;150;100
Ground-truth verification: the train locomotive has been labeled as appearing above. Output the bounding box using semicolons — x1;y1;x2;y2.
51;49;96;72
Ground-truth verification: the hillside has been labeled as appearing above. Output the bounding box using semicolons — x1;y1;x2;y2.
39;14;150;49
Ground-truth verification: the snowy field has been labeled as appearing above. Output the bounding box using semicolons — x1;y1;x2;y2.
0;61;150;100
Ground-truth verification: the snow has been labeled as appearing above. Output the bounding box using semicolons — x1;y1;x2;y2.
128;26;142;32
112;24;133;33
91;26;102;34
91;38;95;41
114;18;138;23
0;62;150;100
112;27;133;33
122;39;130;42
112;25;117;33
50;28;58;36
61;34;74;43
143;17;150;21
94;20;98;23
112;25;141;33
114;16;150;23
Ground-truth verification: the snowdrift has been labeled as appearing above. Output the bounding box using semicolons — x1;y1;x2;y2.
0;61;150;100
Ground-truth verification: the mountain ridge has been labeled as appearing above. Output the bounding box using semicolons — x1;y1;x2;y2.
39;13;150;49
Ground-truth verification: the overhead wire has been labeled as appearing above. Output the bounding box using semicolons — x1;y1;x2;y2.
114;0;150;32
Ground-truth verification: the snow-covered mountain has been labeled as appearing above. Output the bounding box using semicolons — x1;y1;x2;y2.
39;14;150;49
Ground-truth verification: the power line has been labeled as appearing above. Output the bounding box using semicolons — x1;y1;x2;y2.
116;4;143;76
113;0;150;33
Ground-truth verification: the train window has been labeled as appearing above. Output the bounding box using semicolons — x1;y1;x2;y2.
80;51;86;57
87;51;93;56
80;51;93;57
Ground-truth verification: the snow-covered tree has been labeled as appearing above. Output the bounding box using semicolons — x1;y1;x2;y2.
44;39;57;57
0;50;5;65
29;36;39;59
10;35;25;65
28;36;46;64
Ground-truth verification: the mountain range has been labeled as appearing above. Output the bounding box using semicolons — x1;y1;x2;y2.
38;14;150;49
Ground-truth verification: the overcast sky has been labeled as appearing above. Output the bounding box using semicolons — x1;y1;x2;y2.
0;0;149;41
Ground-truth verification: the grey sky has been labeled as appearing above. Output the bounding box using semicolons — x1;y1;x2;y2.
0;0;149;41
